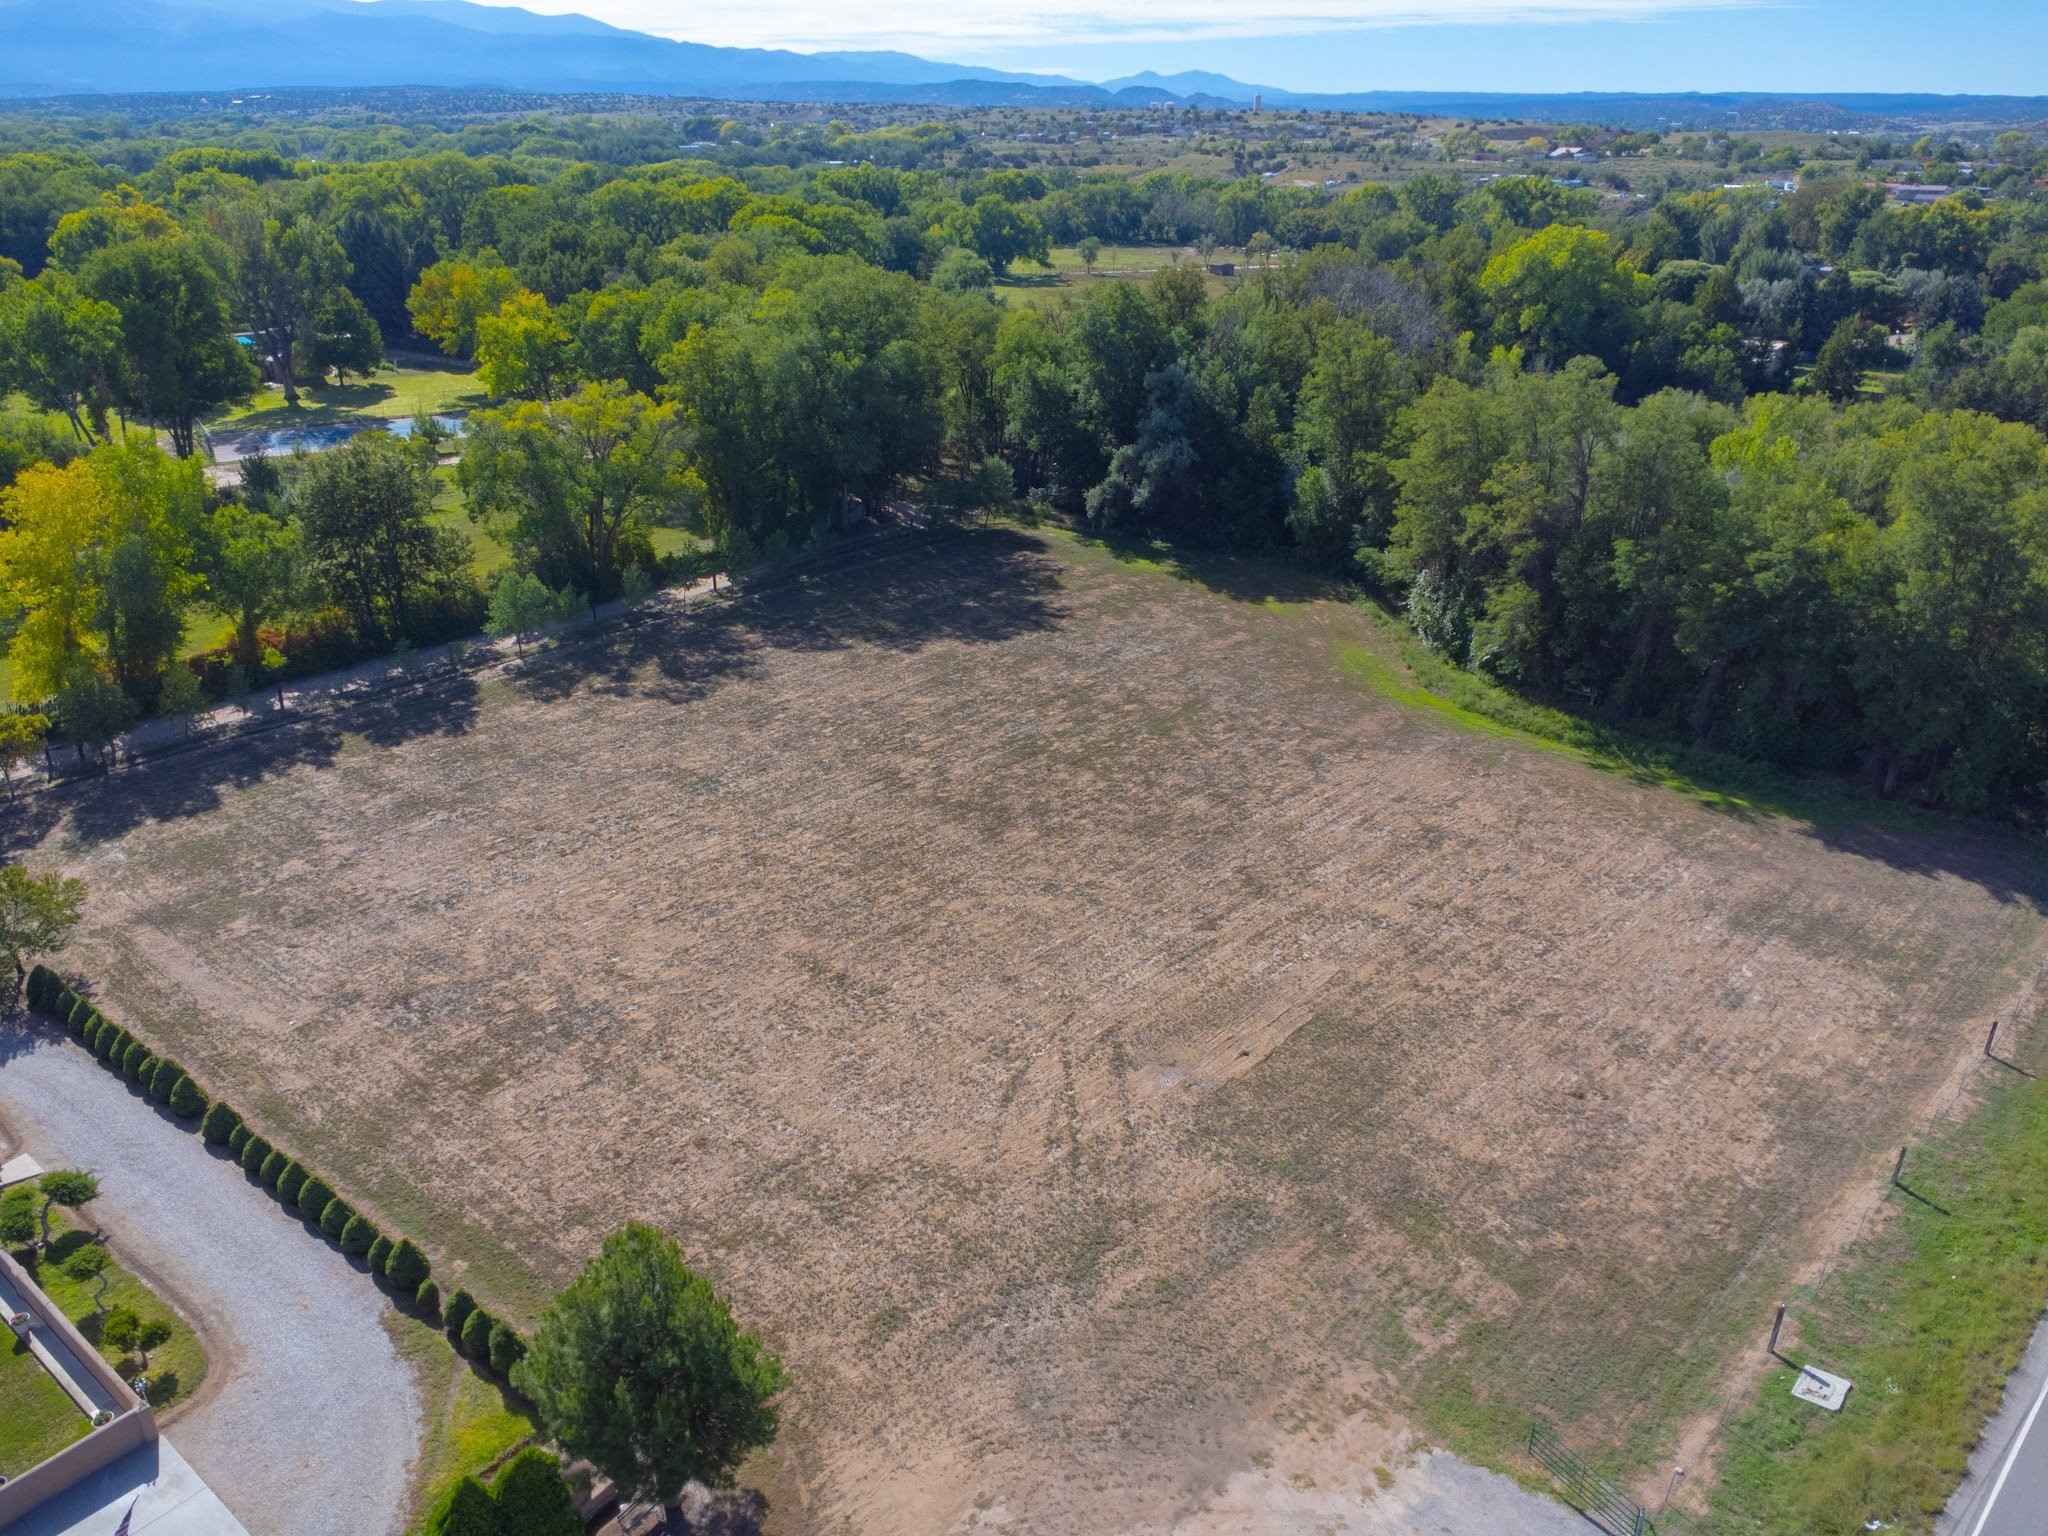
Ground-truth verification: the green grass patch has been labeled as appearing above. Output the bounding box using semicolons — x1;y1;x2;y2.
206;361;487;431
385;1308;535;1532
1702;1056;2048;1535
25;1212;206;1413
0;1330;89;1478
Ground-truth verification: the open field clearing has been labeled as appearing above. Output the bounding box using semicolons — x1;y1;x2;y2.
3;524;2044;1533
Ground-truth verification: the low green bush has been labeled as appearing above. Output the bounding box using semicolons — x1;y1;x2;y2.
319;1199;352;1239
460;1306;494;1361
201;1101;240;1143
339;1213;378;1258
492;1446;582;1536
124;1047;156;1085
385;1238;429;1294
297;1176;336;1222
423;1475;499;1536
239;1135;272;1174
367;1234;394;1273
227;1121;253;1155
443;1287;476;1338
26;964;51;1010
276;1162;308;1204
257;1148;288;1188
169;1076;208;1118
93;1021;125;1061
67;996;94;1034
415;1278;440;1317
147;1057;182;1102
488;1322;527;1376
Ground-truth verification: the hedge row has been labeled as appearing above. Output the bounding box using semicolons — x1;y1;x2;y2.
27;964;529;1385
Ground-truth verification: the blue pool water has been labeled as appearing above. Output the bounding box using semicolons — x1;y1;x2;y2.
217;414;466;461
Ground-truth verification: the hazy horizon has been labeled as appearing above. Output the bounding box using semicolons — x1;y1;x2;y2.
369;0;2048;96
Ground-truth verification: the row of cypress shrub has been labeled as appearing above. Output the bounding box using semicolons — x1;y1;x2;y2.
26;963;530;1384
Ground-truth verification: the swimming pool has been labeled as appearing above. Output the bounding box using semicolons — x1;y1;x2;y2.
212;414;467;461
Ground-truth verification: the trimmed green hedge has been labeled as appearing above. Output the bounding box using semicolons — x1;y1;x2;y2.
148;1057;183;1102
415;1279;440;1318
202;1101;241;1144
460;1306;495;1361
339;1213;379;1258
257;1148;288;1188
385;1238;429;1294
276;1161;309;1204
488;1321;527;1376
227;1121;253;1156
443;1288;477;1339
240;1135;273;1174
367;1234;394;1273
297;1177;336;1223
169;1075;208;1118
319;1199;352;1240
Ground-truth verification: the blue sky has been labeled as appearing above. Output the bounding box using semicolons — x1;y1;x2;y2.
465;0;2048;95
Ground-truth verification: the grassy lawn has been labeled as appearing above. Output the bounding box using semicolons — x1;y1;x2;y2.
21;1211;207;1413
0;1331;89;1478
1700;1030;2048;1534
207;359;488;433
384;1309;535;1532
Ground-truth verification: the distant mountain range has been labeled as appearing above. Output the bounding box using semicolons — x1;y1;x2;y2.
3;0;2046;128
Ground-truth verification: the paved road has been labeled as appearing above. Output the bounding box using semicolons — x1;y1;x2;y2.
1942;1305;2048;1536
0;1027;422;1536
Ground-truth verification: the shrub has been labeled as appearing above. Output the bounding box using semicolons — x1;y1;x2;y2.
385;1238;429;1294
320;1199;352;1240
239;1135;272;1174
201;1100;240;1143
93;1020;124;1060
460;1305;495;1361
423;1475;500;1536
297;1176;336;1222
492;1446;581;1536
66;995;93;1034
339;1213;379;1258
416;1279;440;1318
367;1234;394;1273
26;965;51;1010
227;1120;253;1155
54;991;81;1029
443;1288;477;1339
169;1076;208;1119
124;1047;155;1085
148;1057;183;1102
276;1162;308;1204
488;1322;527;1376
257;1148;288;1188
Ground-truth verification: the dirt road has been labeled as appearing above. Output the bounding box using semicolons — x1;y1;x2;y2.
0;1026;422;1536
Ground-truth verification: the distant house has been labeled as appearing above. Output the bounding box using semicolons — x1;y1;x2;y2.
1887;183;1953;204
1206;262;1237;277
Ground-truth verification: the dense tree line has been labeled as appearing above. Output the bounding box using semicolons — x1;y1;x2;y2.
1;122;2047;809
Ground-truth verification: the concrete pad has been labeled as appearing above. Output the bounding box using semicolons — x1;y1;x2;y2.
4;1438;249;1536
1;1152;44;1187
1791;1366;1852;1411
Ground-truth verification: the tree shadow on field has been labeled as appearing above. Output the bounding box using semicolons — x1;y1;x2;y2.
1799;819;2048;914
1081;528;1344;606
510;523;1069;710
0;671;482;851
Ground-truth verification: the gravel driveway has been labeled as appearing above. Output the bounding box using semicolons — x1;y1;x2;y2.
0;1026;422;1536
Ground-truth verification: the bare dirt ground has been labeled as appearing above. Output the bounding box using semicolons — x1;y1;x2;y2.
5;524;2045;1535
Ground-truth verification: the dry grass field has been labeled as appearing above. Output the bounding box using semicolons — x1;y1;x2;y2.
7;523;2046;1534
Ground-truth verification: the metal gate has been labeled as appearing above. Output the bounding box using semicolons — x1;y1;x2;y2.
1527;1420;1654;1536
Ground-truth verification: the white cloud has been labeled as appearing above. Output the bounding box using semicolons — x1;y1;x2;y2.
450;0;1761;58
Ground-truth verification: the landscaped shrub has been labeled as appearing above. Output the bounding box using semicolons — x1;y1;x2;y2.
416;1279;440;1318
147;1058;184;1102
93;1021;125;1061
169;1076;208;1119
443;1288;476;1339
385;1238;429;1294
423;1475;500;1536
491;1446;582;1536
320;1199;352;1240
257;1148;288;1188
202;1101;241;1144
26;964;50;1010
297;1176;336;1222
339;1213;379;1258
367;1234;394;1273
276;1162;309;1204
488;1321;527;1376
239;1135;272;1174
124;1046;155;1085
68;996;95;1034
460;1305;495;1361
54;993;82;1031
227;1121;253;1156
